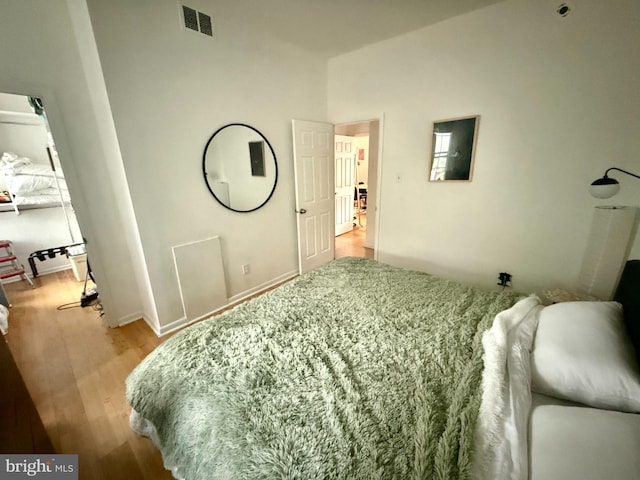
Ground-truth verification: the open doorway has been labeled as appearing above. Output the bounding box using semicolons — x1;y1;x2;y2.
292;117;382;273
334;119;380;260
0;92;91;306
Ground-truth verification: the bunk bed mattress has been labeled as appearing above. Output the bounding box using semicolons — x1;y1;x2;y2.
127;257;534;479
1;153;69;209
4;173;65;195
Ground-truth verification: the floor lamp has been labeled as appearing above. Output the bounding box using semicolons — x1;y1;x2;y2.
579;167;640;299
577;206;637;300
590;167;640;199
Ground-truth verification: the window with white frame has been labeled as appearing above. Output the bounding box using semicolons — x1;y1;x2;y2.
430;132;451;181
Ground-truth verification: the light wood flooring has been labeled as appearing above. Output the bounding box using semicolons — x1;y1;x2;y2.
3;270;174;480
335;211;374;259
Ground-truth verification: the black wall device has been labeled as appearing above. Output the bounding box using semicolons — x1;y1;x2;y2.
498;272;512;287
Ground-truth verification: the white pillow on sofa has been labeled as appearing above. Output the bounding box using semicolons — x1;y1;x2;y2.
531;301;640;413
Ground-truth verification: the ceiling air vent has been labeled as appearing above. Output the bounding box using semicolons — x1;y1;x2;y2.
182;5;198;32
181;4;213;37
198;12;213;36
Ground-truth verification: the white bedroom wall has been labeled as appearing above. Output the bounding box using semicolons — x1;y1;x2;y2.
0;124;48;170
0;0;148;326
328;0;640;294
85;0;327;330
0;210;78;278
0;94;32;114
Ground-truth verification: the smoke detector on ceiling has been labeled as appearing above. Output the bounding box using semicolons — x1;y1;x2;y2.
557;3;571;17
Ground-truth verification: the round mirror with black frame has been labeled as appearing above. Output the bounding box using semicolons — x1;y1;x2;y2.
202;123;278;212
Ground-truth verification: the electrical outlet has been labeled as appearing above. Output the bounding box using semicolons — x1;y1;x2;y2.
242;264;250;275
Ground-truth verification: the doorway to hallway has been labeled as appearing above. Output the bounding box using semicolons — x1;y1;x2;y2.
334;118;379;259
335;213;373;259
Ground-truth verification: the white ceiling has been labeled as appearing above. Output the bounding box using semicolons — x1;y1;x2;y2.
213;0;505;58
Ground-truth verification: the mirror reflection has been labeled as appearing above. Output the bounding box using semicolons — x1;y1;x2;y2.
429;115;479;182
203;124;277;212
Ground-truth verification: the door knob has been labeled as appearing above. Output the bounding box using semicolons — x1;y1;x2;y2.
298;208;307;214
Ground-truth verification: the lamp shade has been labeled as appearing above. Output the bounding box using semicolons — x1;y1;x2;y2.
590;176;620;199
577;206;637;300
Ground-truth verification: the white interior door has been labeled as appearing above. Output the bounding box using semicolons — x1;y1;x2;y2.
334;135;355;236
292;119;335;274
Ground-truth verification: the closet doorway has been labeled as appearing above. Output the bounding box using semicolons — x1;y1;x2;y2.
334;119;379;260
0;92;88;304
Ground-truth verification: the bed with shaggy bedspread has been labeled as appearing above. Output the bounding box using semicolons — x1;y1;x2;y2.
126;257;529;479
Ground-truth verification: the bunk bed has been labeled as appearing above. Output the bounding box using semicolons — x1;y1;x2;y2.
0;151;70;214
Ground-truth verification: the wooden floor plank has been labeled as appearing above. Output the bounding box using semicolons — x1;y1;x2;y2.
3;271;173;480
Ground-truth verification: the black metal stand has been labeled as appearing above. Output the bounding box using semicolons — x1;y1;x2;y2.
27;243;84;278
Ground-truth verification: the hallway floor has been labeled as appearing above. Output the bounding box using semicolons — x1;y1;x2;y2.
335;212;374;259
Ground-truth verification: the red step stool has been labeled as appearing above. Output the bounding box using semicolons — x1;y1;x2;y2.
0;240;34;288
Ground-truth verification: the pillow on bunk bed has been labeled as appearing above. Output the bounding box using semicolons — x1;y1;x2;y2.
0;152;31;173
4;172;62;195
531;301;640;413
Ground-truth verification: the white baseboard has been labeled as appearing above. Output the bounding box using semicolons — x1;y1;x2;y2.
143;269;299;338
1;265;73;284
227;269;298;305
154;315;188;337
117;312;145;327
39;264;75;277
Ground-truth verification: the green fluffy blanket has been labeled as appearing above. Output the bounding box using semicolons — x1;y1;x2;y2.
126;257;520;479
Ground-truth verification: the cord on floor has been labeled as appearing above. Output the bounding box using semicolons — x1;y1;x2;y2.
57;301;81;310
57;297;104;316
